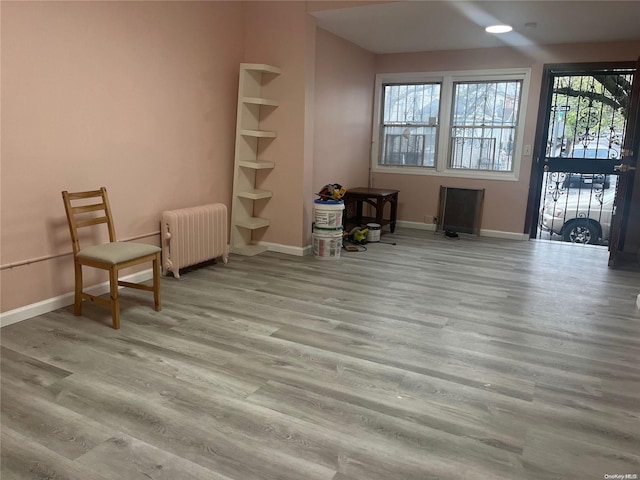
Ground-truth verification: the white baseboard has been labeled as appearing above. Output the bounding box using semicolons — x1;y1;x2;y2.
255;224;528;259
396;220;436;231
0;269;153;328
257;241;313;256
396;220;528;240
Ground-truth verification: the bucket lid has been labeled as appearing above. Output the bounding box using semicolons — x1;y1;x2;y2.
314;199;344;205
366;223;381;228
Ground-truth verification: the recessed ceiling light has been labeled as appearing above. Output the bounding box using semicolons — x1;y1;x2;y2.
485;24;513;34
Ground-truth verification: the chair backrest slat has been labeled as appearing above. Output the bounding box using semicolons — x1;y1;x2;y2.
71;203;106;215
62;187;117;255
75;217;109;228
66;189;104;200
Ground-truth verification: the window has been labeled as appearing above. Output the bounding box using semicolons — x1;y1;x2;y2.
373;69;530;180
450;80;522;171
380;83;440;167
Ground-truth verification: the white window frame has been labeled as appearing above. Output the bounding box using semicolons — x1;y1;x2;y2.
372;68;530;181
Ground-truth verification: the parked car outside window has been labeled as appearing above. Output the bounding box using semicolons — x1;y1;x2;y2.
539;186;615;244
571;144;620;159
564;172;611;189
562;142;619;189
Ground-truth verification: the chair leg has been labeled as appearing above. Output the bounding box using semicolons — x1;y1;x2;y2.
109;268;120;329
74;260;83;316
153;253;161;312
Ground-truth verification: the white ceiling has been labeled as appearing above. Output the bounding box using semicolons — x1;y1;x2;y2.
311;1;640;54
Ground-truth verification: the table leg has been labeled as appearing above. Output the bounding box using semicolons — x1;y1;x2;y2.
375;198;384;229
390;193;398;233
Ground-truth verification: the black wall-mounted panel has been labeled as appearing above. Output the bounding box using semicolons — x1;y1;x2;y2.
438;186;485;235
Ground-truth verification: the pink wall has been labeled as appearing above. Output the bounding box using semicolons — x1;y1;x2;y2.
1;1;245;311
241;1;316;247
373;41;640;234
314;28;375;196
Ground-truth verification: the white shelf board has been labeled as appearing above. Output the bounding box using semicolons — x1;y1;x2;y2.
238;160;275;170
240;129;277;138
236;189;273;200
242;96;279;107
235;217;270;230
242;63;281;75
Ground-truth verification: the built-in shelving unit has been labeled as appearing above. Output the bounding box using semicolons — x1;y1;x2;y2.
230;63;281;256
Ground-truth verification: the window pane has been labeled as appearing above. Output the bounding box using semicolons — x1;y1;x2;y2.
383;83;440;124
380;83;440;167
381;126;437;166
450;127;515;170
449;80;522;171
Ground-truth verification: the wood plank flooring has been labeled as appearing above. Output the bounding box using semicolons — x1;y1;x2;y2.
2;228;639;480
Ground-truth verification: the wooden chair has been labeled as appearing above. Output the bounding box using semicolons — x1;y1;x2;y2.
62;187;161;329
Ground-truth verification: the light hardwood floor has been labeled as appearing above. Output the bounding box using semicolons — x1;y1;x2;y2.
2;228;640;480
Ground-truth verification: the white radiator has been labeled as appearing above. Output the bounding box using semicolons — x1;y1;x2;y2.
161;204;229;279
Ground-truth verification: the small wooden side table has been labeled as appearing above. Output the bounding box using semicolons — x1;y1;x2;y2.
343;187;399;233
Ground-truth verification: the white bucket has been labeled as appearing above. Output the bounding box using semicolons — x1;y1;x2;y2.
312;227;343;260
366;223;381;242
313;200;344;228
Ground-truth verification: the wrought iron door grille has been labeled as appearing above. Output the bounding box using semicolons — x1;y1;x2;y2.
535;68;634;245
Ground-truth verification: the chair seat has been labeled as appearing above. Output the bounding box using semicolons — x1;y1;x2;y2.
77;242;161;265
